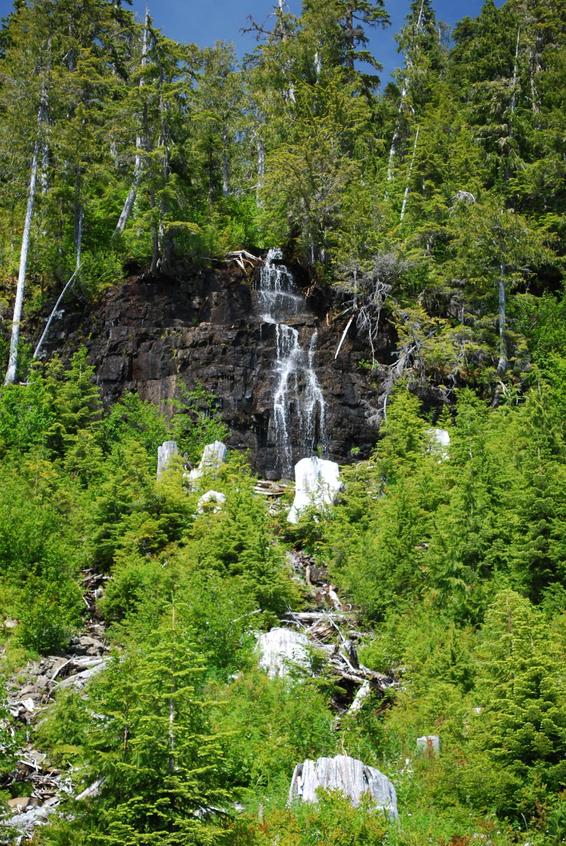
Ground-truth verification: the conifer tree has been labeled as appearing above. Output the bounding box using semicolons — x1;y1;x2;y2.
65;619;231;845
463;590;566;820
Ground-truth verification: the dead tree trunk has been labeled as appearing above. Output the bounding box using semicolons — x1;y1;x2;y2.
256;134;265;199
400;125;420;222
33;170;83;362
510;26;521;116
385;0;424;189
4;81;48;385
113;11;150;238
496;270;508;376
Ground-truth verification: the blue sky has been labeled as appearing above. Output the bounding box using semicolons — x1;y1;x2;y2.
0;0;501;84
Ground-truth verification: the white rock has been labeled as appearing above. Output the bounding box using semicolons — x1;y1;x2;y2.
287;457;342;524
197;490;226;514
289;754;398;818
426;428;450;460
416;735;440;754
188;441;227;483
257;627;310;678
157;440;179;478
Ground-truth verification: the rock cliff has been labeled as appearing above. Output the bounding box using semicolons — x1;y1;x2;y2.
44;263;393;478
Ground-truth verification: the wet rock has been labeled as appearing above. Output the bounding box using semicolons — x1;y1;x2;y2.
289;754;398;818
288;457;342;524
41;269;388;479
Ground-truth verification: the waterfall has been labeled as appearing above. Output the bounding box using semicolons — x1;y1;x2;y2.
258;250;327;478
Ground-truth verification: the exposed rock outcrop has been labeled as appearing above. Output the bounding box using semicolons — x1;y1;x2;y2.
41;265;390;478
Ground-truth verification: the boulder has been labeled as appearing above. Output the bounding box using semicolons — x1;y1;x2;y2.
71;635;106;656
257;627;310;678
157;440;179;478
197;490;226;514
287;457;342;524
288;754;398;818
416;735;440;755
187;441;227;483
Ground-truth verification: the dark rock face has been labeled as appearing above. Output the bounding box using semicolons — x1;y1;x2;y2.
46;265;392;478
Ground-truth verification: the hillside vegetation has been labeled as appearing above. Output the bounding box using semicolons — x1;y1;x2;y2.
0;1;564;844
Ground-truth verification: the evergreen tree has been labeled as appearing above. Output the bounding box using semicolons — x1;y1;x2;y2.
460;590;566;821
54;620;232;844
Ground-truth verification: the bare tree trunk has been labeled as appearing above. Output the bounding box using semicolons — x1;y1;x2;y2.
40;142;49;195
4;82;48;385
32;265;81;361
385;0;424;190
74;173;83;271
529;38;541;113
113;10;150;237
385;82;406;186
157;61;174;271
400;125;420;222
33;176;83;363
510;26;521;116
150;190;159;275
168;603;176;774
222;128;230;196
496;271;507;376
256;135;265;199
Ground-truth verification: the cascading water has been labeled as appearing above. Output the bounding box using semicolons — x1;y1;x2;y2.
258;249;327;478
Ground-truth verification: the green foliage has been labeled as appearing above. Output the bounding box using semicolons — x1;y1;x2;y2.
453;590;566;821
76;249;124;298
170;382;229;464
18;576;84;655
0;2;564;843
242;791;388;845
213;670;336;800
47;623;232;845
